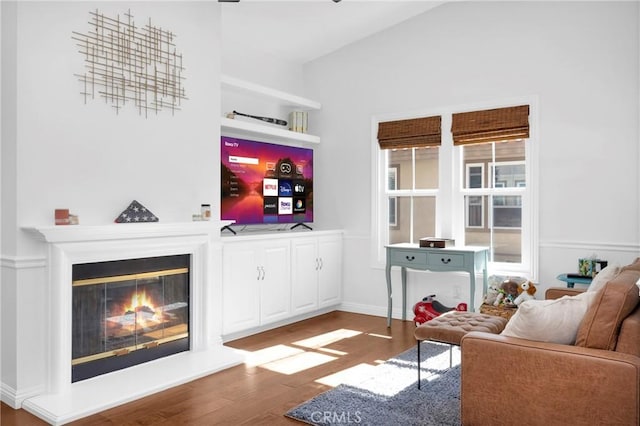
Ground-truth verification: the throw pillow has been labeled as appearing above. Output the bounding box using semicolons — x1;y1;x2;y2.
575;269;640;350
621;257;640;272
587;263;621;293
500;291;598;344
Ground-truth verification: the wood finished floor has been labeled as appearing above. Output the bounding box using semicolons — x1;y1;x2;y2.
1;312;417;425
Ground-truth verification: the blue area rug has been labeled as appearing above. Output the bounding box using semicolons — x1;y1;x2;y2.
285;342;461;426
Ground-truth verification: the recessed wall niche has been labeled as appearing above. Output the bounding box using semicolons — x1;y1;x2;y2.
72;9;187;117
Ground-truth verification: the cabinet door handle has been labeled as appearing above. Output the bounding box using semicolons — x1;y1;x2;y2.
441;258;451;264
257;266;261;280
315;258;319;270
405;255;415;261
260;266;265;280
319;258;323;270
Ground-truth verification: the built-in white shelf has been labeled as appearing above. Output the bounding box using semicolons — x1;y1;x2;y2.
221;75;321;110
221;117;320;144
221;75;321;144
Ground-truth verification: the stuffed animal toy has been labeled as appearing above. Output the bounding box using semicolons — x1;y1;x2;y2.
513;281;537;306
493;279;520;307
483;284;500;306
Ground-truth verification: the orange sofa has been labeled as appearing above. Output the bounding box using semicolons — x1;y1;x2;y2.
460;260;640;425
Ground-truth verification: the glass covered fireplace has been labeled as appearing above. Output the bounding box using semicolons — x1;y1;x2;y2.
71;254;190;382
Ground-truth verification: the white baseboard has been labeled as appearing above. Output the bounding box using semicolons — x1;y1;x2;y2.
221;305;340;342
1;381;45;409
338;301;387;318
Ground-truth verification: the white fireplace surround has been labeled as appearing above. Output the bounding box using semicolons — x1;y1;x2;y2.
21;222;244;425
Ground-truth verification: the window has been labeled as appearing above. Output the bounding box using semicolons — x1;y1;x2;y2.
466;195;483;228
377;115;442;246
385;148;439;244
388;166;398;227
375;104;536;277
466;164;484;189
461;141;527;264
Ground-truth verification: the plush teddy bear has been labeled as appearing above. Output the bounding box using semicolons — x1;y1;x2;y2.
483;284;500;306
493;279;520;307
513;281;537;306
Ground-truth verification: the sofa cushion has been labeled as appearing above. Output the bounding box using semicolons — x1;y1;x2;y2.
501;291;598;344
575;269;640;350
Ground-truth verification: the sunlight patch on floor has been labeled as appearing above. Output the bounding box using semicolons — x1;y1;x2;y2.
244;344;304;367
261;351;337;375
366;333;393;340
292;328;362;349
317;347;348;356
348;362;417;397
419;348;461;370
315;362;378;387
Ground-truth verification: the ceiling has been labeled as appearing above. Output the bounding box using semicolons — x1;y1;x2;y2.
221;1;445;64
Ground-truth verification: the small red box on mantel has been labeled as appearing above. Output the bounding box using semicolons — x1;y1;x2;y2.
55;209;70;225
419;237;455;248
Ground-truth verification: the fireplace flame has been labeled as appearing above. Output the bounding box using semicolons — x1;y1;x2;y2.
117;290;163;330
126;290;156;313
106;289;186;337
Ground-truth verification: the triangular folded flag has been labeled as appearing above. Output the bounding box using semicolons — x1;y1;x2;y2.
115;200;159;223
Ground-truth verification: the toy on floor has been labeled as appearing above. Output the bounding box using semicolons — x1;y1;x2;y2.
513;281;537;306
413;294;467;325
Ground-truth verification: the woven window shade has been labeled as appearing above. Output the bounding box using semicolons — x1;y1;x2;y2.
452;105;529;145
377;116;442;149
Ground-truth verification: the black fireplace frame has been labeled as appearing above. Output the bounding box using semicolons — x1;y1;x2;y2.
71;254;191;383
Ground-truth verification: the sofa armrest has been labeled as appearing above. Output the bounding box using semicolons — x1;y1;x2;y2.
545;286;585;299
461;331;640;426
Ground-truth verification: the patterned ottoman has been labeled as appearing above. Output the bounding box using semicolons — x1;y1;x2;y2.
413;311;508;389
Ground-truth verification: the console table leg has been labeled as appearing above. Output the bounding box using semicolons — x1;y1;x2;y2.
469;271;476;312
401;267;407;321
386;264;392;327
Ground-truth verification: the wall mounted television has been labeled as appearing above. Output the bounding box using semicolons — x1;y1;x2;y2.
221;136;313;229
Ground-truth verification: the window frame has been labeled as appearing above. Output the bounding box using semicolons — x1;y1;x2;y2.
371;99;538;280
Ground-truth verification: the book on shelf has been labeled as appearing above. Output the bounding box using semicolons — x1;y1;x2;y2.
288;111;308;133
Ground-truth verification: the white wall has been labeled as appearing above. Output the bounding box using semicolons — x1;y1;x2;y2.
303;2;640;314
1;1;221;405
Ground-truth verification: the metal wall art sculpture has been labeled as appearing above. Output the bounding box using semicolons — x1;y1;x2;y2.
73;9;187;117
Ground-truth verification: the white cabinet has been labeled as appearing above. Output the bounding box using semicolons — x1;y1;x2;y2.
220;75;321;144
317;236;343;308
259;243;291;324
222;231;342;336
222;240;290;335
291;238;319;314
291;235;342;315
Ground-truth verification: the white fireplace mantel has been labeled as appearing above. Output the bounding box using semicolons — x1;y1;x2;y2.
21;220;243;425
23;220;234;243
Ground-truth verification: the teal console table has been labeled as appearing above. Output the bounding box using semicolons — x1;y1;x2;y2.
556;273;593;288
385;243;489;327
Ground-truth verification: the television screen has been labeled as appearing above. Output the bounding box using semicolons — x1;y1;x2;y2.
221;136;313;225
